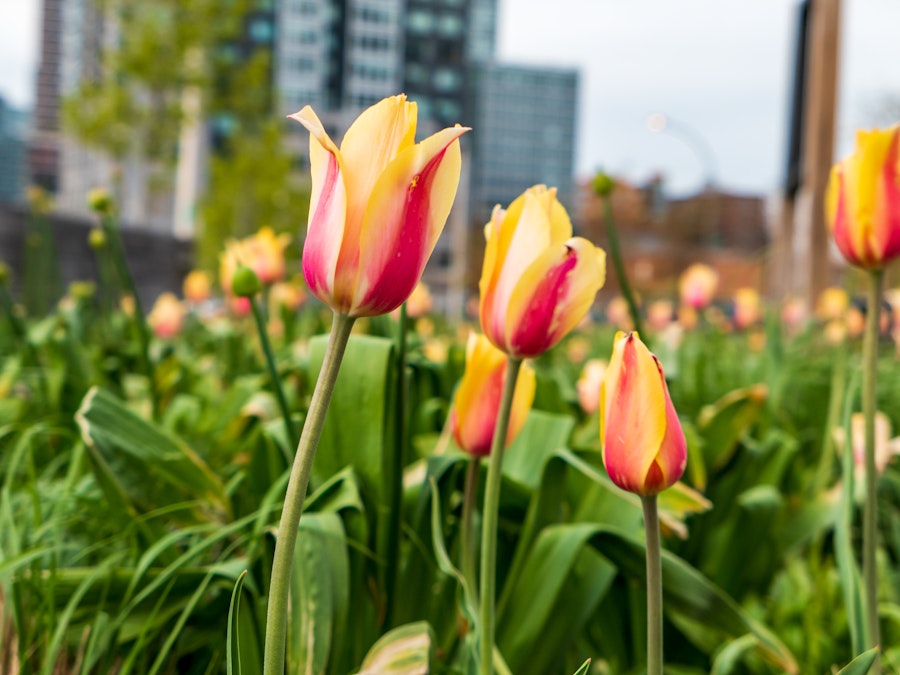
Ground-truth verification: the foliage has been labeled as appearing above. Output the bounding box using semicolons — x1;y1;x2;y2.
3;279;900;673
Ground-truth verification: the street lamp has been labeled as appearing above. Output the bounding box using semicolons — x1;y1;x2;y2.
647;113;717;191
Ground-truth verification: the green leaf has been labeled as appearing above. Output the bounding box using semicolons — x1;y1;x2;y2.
570;659;591;675
289;512;349;675
710;634;758;674
75;386;229;519
356;621;435;675
309;334;395;503
697;384;768;471
227;570;249;675
836;648;879;675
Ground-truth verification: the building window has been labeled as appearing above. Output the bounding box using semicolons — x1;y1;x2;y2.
407;9;433;33
436;13;462;36
433;68;460;92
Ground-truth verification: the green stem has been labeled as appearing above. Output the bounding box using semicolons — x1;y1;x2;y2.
479;357;522;675
250;295;298;451
263;312;356;675
461;457;481;598
863;268;883;668
642;494;663;675
601;194;644;336
101;213;157;416
1;286;50;408
380;303;408;627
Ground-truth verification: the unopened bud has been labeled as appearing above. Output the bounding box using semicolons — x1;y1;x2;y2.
87;187;114;215
592;171;615;197
231;265;262;298
88;228;107;249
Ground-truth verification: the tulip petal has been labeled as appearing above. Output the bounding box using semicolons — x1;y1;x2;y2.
290;106;348;305
646;354;688;493
338;95;418;287
601;332;667;494
503;238;606;357
351;125;468;316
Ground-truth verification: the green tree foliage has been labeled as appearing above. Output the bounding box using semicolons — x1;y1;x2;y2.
61;0;309;264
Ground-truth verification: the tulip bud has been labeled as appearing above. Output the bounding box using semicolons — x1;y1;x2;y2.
148;292;186;339
826;125;900;269
450;334;536;456
601;331;686;496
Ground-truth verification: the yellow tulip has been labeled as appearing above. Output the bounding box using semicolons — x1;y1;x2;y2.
601;332;686;496
450;334;535;456
826;125;900;269
479;185;606;358
291;94;468;317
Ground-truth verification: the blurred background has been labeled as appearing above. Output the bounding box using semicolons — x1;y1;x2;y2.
1;0;899;313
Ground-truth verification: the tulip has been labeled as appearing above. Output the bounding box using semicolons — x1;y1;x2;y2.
601;331;686;496
576;358;607;414
678;263;718;310
605;296;633;331
450;334;535;456
183;270;212;304
290;94;468;317
816;286;849;321
148;292;186;339
733;287;762;329
479;185;606;358
826;125;900;270
245;227;292;284
270;278;308;312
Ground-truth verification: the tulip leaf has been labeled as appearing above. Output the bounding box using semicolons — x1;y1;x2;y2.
356;621;435;675
835;648;879;675
309;334;395;504
226;570;248;675
75;386;230;520
697;384;768;471
289;512;349;675
710;634;758;675
570;659;591;675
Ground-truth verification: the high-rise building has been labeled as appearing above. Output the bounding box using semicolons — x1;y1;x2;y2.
0;97;29;203
468;63;579;226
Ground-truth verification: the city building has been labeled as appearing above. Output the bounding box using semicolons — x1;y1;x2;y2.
0;97;29;203
30;0;581;313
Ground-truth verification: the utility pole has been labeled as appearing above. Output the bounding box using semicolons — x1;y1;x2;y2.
772;0;841;306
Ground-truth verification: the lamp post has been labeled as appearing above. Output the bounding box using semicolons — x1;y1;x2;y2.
646;113;718;192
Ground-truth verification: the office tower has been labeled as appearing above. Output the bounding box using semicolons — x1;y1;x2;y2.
0;97;29;203
468;63;579;227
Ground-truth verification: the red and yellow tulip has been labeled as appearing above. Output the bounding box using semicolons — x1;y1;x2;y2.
601;331;686;496
678;263;718;310
450;334;536;456
826;125;900;269
479;185;606;358
290;94;468;317
183;270;212;304
148;292;186;339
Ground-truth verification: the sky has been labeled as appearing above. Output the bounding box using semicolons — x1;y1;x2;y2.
2;1;900;196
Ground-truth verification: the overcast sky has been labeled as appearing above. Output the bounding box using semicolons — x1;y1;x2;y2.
2;1;900;196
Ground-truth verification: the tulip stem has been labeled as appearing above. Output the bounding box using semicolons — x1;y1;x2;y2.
380;303;408;628
250;294;298;454
600;194;644;336
863;267;883;668
641;494;663;675
263;312;356;675
100;213;157;417
462;457;481;597
479;356;522;675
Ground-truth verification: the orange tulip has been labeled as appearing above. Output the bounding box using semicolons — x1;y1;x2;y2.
826;125;900;269
601;332;686;496
183;270;212;304
450;334;536;456
291;94;468;317
479;185;606;358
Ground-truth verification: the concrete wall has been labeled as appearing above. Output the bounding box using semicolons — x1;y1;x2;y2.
0;202;193;309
